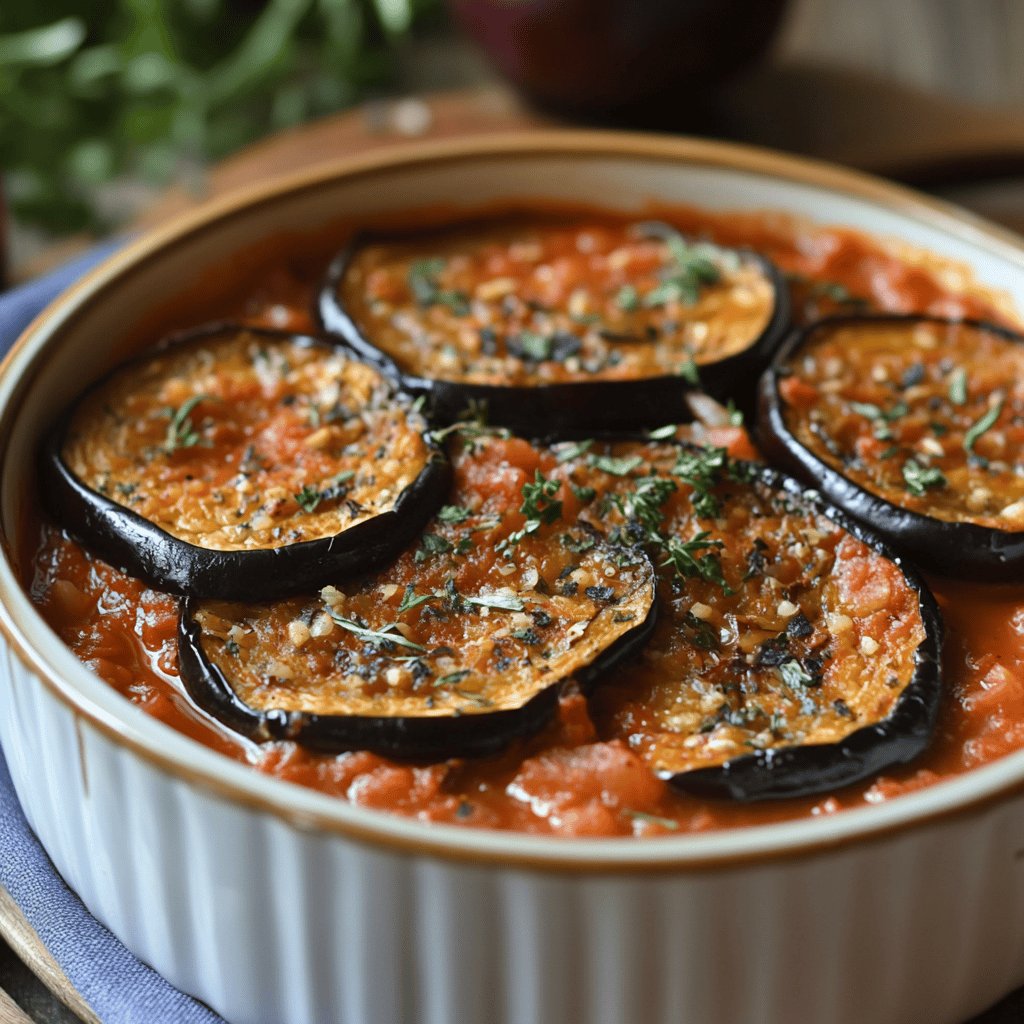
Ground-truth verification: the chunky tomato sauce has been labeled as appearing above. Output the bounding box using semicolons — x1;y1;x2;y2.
26;205;1024;838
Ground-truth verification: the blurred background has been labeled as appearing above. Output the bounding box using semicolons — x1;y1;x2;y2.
4;0;1024;289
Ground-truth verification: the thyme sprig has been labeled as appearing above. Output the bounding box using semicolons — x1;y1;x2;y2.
164;394;213;454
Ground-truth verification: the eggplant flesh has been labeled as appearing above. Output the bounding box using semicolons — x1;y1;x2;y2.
757;314;1024;581
179;521;657;760
41;322;449;601
316;221;791;433
551;438;943;800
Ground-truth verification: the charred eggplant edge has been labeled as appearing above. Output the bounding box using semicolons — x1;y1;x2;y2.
177;545;658;761
756;313;1024;581
316;230;792;434
39;321;451;601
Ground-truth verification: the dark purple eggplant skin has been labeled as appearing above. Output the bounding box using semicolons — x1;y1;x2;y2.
315;232;791;435
177;555;658;760
667;464;943;801
756;313;1024;582
39;322;451;602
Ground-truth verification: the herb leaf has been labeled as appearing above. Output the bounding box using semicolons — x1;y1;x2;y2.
902;459;947;496
963;399;1003;455
164;394;212;454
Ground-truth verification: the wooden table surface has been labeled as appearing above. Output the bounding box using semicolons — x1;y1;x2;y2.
6;1;1024;1018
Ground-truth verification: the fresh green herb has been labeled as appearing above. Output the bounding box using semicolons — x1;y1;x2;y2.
327;613;426;653
570;482;597;504
661;531;732;594
633;222;721;308
622;808;679;830
397;585;433;615
615;284;640;312
164;394;211;454
672;445;727;519
555;439;593;463
437;504;472;524
963;399;1003;456
294;484;322;513
948;367;968;406
520;470;563;524
677;358;700;385
849;399;908;442
498;471;563;553
407;258;470;315
647;424;678;440
683;611;719;650
435;670;471;687
414;533;453;563
615;475;677;533
726;400;744;427
778;659;814;690
589;454;643;477
902;459;947;497
507;330;552;362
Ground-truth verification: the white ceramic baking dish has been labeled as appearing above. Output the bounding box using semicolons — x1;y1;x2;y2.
3;133;1024;1024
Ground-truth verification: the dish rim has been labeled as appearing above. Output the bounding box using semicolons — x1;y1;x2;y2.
4;128;1024;873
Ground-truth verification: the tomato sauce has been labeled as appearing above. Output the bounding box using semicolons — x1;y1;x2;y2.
25;205;1024;838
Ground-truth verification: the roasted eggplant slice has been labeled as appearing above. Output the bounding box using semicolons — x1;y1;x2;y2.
758;314;1024;580
317;219;790;432
41;322;449;600
551;439;942;800
178;435;657;759
180;531;656;759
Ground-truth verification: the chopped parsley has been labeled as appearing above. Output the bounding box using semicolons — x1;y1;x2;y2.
614;284;640;312
294;484;322;513
777;659;815;690
647;424;678;440
672;445;727;518
661;531;732;594
902;459;947;497
589;453;643;477
407;257;470;316
963;399;1003;456
415;532;454;563
327;612;426;653
555;439;593;463
164;394;212;454
397;585;433;614
948;367;968;406
437;504;472;524
435;670;471;687
498;470;563;552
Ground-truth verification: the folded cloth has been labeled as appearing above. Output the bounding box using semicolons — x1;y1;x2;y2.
0;246;224;1024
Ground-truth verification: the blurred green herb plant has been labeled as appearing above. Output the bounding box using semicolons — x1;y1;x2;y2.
0;0;442;235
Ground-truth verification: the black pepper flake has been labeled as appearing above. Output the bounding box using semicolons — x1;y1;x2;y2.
585;585;615;602
560;581;579;597
512;628;540;645
833;698;854;718
900;362;926;389
786;612;813;639
754;636;789;668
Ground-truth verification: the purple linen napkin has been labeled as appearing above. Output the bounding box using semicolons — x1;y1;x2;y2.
0;245;225;1024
